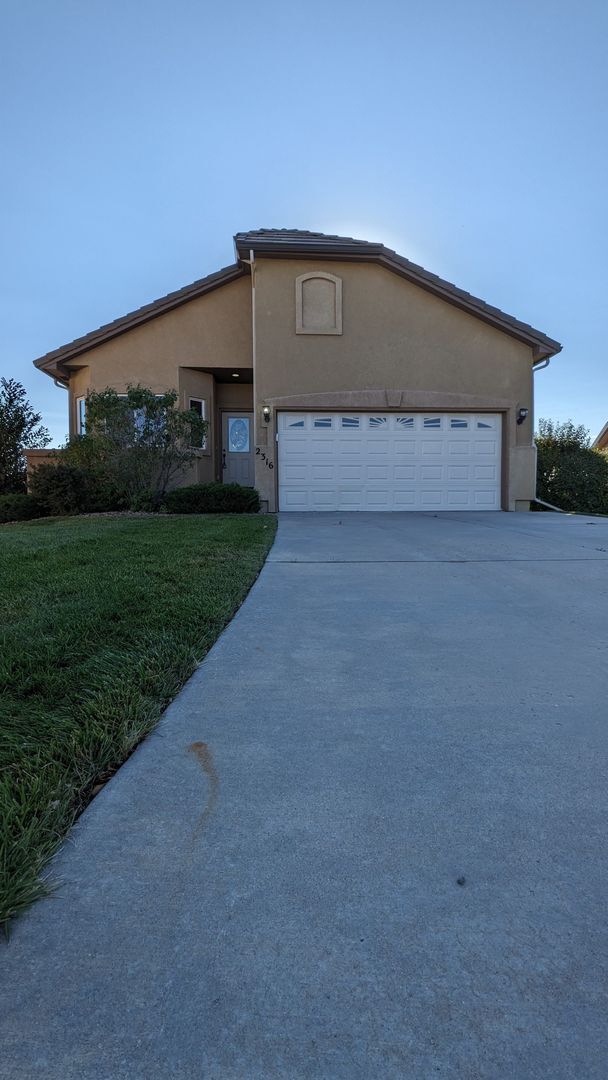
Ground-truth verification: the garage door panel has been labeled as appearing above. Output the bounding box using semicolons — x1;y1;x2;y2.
394;489;416;506
474;490;497;507
339;465;364;480
448;465;470;480
395;465;416;480
278;412;501;511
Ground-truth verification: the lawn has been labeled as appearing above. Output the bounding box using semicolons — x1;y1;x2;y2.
0;513;276;931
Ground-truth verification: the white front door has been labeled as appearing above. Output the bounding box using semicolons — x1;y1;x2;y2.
277;412;501;511
222;413;255;487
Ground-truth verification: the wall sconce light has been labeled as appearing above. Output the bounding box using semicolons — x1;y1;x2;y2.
262;406;271;424
517;407;529;425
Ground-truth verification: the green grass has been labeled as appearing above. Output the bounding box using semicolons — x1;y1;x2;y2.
0;513;277;931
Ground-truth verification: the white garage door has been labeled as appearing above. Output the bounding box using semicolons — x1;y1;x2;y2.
278;412;501;511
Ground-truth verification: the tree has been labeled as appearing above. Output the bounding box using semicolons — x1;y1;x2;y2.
65;385;207;509
536;417;608;515
0;378;50;494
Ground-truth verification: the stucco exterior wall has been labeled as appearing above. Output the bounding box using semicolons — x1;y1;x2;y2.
65;274;251;397
64;276;252;477
251;258;536;510
53;255;541;511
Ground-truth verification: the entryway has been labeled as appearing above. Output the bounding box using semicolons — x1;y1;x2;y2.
222;412;254;486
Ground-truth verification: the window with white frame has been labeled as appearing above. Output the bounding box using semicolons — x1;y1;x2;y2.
76;396;86;434
189;398;207;448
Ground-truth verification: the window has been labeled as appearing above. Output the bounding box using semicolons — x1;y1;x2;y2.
423;417;441;428
368;416;388;428
287;418;306;428
477;420;493;429
228;416;250;453
395;416;414;428
450;418;469;429
189;398;207;448
313;417;332;428
341;416;360;429
76;397;86;434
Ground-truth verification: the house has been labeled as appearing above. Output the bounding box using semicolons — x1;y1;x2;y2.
592;423;608;450
32;229;561;512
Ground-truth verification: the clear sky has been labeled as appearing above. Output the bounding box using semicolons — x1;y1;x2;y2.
1;0;606;445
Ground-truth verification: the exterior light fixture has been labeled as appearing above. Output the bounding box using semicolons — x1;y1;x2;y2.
262;406;271;423
231;372;239;378
517;407;529;425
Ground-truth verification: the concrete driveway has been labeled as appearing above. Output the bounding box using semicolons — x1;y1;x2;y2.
2;511;608;1079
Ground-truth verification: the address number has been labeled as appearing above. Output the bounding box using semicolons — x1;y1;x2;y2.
255;448;274;469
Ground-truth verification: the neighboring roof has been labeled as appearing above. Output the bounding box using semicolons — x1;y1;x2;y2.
34;228;561;383
34;262;245;383
234;229;562;359
592;422;608;450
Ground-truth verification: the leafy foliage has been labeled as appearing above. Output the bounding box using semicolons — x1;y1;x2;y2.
536;418;608;514
164;482;260;514
79;385;208;509
29;462;126;515
0;379;50;494
0;494;47;524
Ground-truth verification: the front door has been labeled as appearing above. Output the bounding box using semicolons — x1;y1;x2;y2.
222;412;254;486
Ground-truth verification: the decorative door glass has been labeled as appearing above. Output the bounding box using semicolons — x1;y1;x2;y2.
228;417;250;453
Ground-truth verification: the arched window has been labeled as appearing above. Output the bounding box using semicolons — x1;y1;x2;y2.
295;271;342;335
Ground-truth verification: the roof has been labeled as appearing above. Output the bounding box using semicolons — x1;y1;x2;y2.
34;228;561;382
234;229;562;359
34;262;245;383
592;422;608;450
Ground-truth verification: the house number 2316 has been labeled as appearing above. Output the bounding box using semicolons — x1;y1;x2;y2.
256;448;274;469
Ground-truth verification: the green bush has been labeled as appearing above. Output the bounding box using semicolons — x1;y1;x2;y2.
30;463;126;516
0;493;46;524
163;482;260;514
535;419;608;515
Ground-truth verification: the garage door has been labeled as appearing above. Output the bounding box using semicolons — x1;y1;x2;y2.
278;412;501;511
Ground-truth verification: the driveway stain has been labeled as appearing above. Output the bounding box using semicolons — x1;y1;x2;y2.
187;741;219;840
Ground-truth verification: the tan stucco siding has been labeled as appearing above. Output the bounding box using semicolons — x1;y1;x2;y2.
252;258;536;510
64;276;252;459
66;276;252;393
254;259;532;409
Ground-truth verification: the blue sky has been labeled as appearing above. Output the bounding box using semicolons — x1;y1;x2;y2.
2;0;606;445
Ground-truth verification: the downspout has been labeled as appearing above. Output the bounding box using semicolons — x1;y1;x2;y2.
239;249;259;496
531;354;567;512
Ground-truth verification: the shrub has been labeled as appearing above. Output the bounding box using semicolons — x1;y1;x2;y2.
163;482;260;514
536;418;608;515
0;493;46;523
30;463;126;516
